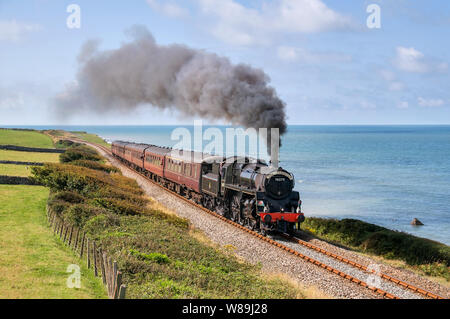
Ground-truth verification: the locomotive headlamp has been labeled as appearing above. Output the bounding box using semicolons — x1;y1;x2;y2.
264;214;272;223
298;214;305;223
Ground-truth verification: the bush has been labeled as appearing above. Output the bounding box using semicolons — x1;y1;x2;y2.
48;199;72;216
63;204;111;227
130;249;170;264
84;214;121;235
32;164;130;195
60;145;102;163
55;140;80;149
93;198;146;216
50;191;85;204
90;187;149;206
70;160;120;173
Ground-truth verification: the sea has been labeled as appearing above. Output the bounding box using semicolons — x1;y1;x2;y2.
6;125;450;245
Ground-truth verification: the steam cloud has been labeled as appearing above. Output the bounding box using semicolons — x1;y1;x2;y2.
55;26;287;148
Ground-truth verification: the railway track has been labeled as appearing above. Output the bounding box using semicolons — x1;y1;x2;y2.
76;139;445;300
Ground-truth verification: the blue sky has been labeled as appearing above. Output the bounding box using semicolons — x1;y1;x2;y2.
0;0;449;125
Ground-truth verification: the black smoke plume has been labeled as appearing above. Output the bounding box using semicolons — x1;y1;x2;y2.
55;26;287;150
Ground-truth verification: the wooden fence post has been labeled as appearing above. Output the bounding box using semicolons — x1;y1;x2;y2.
63;225;67;243
100;251;107;285
93;241;98;277
53;218;58;234
68;226;73;247
59;223;64;239
108;257;113;297
80;232;86;258
86;238;91;269
118;285;127;299
112;261;118;298
53;218;58;233
113;271;122;299
74;227;79;251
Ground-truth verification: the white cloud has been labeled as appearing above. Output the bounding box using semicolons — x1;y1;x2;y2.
379;69;396;82
389;81;405;91
393;46;448;73
378;69;405;91
147;0;189;18
397;101;409;109
418;97;445;107
277;46;352;64
0;20;41;42
195;0;356;45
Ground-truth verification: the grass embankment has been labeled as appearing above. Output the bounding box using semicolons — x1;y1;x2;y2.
0;164;32;177
0;150;60;163
75;132;111;149
0;130;59;174
0;128;54;149
302;218;450;281
32;145;303;299
0;185;106;298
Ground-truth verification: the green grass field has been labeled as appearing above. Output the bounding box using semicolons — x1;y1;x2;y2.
0;150;60;163
0;129;54;149
76;133;111;149
0;185;107;299
0;164;32;177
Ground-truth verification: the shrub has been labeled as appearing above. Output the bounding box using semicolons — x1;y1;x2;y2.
48;199;72;216
63;204;110;227
33;164;124;195
55;140;80;149
70;160;120;173
93;198;146;216
60;145;102;163
90;186;149;206
130;249;170;264
84;214;121;235
50;191;85;204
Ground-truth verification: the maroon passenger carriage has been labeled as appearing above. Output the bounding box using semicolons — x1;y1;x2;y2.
111;140;304;235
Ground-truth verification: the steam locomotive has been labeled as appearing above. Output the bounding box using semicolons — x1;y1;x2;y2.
111;141;304;234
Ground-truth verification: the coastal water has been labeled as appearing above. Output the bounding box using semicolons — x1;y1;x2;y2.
9;125;450;245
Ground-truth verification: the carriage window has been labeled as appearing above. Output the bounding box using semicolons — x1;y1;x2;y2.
186;164;191;176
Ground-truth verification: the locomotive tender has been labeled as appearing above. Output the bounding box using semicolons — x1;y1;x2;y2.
111;141;304;234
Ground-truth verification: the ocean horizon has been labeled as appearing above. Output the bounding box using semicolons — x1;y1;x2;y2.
4;124;450;245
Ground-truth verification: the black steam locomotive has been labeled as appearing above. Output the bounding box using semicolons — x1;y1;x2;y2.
112;141;304;234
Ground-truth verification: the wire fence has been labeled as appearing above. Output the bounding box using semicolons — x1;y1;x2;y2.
47;207;126;299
